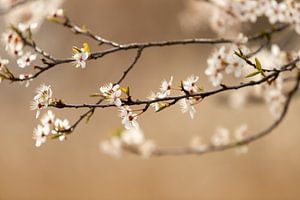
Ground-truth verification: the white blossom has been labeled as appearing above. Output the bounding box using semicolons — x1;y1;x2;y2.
119;106;139;130
18;23;38;33
49;8;64;18
211;127;230;146
138;140;156;159
100;83;122;107
41;110;55;128
225;53;244;78
100;137;122;158
190;136;207;152
17;52;37;68
179;98;196;119
182;75;199;94
72;42;90;69
19;74;33;87
0;57;9;69
2;30;23;56
52;118;70;141
121;128;145;146
234;124;249;154
205;47;227;87
148;92;161;112
4;0;65;31
33;125;50;147
30;84;53;118
157;76;173;98
33;110;70;147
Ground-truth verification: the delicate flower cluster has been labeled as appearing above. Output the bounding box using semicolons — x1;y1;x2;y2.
3;0;64;31
17;52;37;68
30;84;53;118
228;44;293;118
33;110;70;147
2;30;24;56
100;128;156;159
205;43;249;87
148;76;173;112
72;42;90;69
98;76;203;131
1;25;37;86
264;75;286;119
190;124;249;154
148;75;201;119
210;0;300;35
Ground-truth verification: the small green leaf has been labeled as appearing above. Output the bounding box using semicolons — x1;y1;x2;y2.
245;70;260;78
89;93;101;97
255;58;266;77
155;103;169;113
121;87;130;96
255;58;262;71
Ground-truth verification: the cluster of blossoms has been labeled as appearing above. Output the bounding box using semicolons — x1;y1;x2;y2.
210;0;300;35
190;124;249;154
2;0;64;30
33;110;70;147
226;44;299;118
1;22;38;87
99;83;141;129
97;75;204;156
97;75;204;134
101;128;156;159
0;1;65;86
205;34;249;87
148;75;202;119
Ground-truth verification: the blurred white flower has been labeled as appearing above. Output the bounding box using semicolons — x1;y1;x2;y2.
19;73;33;87
139;140;156;159
121;128;145;146
234;124;249;154
211;127;230;146
41;110;55;128
205;46;227;87
179;98;196;119
18;23;38;33
52;118;70;141
17;52;37;68
2;30;23;56
100;137;122;158
190;136;207;152
4;0;65;31
148;92;161;112
0;57;9;70
33;124;50;147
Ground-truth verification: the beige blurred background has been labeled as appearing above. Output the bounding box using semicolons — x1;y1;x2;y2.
1;0;300;199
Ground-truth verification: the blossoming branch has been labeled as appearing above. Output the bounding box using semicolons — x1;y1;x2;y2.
0;0;300;158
